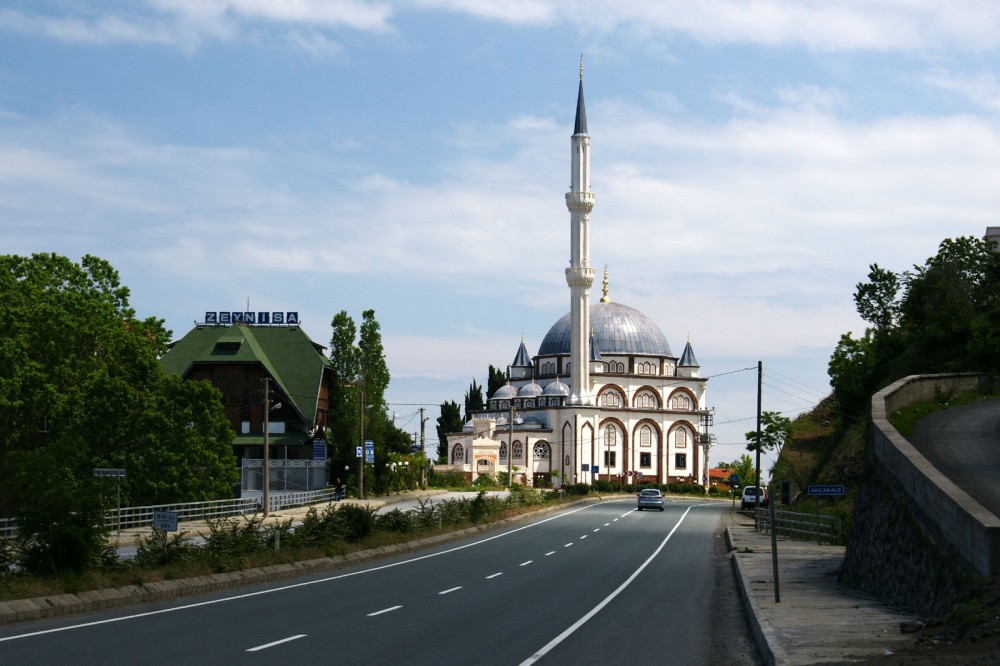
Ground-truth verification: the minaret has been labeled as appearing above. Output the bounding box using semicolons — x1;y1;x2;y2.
565;58;596;405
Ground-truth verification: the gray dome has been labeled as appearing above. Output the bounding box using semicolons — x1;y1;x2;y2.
537;301;672;357
493;384;517;400
542;379;570;396
518;381;543;398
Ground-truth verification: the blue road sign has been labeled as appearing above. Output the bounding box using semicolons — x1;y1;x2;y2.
808;484;845;497
729;473;740;485
591;465;599;474
356;445;362;458
365;440;375;464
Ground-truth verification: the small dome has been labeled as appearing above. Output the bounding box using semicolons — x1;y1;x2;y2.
542;379;570;396
493;384;517;400
518;381;543;398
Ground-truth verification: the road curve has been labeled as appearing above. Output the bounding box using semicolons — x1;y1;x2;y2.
908;398;1000;519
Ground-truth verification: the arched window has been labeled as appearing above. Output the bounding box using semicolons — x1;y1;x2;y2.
635;391;657;408
533;442;550;459
600;390;623;407
615;361;625;373
513;441;523;460
499;442;508;460
452;443;465;463
639;424;652;448
674;429;687;448
524;399;534;408
605;425;617;449
671;394;691;410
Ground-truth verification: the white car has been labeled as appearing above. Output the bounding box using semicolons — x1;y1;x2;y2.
740;486;768;510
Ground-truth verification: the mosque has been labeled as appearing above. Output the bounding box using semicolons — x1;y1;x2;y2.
442;67;712;488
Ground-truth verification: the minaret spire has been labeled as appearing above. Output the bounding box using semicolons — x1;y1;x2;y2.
565;61;596;405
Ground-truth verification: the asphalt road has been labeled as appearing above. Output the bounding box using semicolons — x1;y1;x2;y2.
908;397;1000;519
0;499;753;665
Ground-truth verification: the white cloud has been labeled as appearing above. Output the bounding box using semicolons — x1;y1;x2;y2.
921;68;1000;113
4;1;1000;53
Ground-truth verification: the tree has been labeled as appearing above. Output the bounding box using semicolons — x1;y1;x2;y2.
745;411;792;458
486;365;507;401
725;454;757;488
327;311;360;480
854;263;901;333
436;400;462;463
0;253;236;572
464;378;484;422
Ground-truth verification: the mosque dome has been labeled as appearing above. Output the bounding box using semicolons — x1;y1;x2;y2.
537;301;672;357
518;381;543;398
492;384;518;400
542;379;570;396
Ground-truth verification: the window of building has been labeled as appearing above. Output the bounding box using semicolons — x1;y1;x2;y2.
513;441;523;460
453;444;464;463
499;442;508;460
671;394;691;410
640;452;651;467
603;451;617;467
601;390;623;407
635;391;657;408
639;424;652;447
675;453;687;469
674;429;688;448
533;442;549;459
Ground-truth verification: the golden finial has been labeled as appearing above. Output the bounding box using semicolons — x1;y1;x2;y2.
579;55;584;81
600;265;610;303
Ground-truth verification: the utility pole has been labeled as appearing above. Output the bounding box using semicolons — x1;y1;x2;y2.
263;377;271;518
419;407;427;453
755;361;763;491
358;373;366;500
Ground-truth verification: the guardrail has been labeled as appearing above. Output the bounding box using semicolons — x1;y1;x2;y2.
1;487;343;538
755;508;842;546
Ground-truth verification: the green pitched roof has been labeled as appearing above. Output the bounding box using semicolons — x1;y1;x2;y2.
160;324;332;427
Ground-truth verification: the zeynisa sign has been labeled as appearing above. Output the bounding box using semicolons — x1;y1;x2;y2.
205;311;300;325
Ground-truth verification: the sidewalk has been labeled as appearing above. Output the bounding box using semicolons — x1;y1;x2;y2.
727;510;919;665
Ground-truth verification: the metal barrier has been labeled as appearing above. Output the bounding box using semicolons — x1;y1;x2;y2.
755;508;843;546
1;488;344;539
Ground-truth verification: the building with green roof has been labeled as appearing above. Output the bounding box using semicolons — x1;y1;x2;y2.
160;322;335;494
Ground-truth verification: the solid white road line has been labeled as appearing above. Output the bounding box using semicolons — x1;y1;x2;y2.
246;634;306;652
438;587;462;595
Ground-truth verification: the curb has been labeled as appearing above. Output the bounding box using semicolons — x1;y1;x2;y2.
727;525;788;666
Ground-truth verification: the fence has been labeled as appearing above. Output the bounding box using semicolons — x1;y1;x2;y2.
755;508;843;546
241;458;328;493
1;487;342;538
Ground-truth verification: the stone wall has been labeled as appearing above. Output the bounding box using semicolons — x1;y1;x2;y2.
841;373;1000;617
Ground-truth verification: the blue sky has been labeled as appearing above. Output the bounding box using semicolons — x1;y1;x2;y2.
4;2;999;475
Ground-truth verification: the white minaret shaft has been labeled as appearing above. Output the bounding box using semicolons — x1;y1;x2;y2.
565;63;595;405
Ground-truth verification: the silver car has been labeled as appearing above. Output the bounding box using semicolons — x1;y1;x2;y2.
637;488;664;511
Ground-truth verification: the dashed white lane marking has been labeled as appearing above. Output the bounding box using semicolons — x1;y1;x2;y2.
439;587;462;595
604;523;610;526
247;634;307;652
545;551;556;556
486;572;503;579
564;542;573;548
520;560;533;567
367;606;402;617
579;535;588;540
593;528;600;532
612;518;619;522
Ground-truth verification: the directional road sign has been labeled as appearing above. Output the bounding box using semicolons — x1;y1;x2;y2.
807;484;845;497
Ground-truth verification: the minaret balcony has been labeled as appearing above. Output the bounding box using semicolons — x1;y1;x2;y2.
565;266;595;287
565;191;595;212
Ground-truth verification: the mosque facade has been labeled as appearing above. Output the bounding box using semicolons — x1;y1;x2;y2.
443;69;711;488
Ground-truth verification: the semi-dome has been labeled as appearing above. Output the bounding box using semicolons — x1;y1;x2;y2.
537;301;672;357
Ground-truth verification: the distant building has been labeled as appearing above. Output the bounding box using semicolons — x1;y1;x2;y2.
160;322;334;495
442;68;712;487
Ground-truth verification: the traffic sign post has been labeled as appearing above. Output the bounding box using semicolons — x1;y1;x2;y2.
365;440;375;464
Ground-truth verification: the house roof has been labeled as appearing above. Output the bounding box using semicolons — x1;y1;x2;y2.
160;323;332;427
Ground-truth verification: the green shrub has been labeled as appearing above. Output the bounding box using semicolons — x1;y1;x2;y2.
135;529;197;567
377;508;415;533
338;504;377;541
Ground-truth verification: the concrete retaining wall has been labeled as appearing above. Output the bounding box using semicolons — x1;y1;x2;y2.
870;373;1000;578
